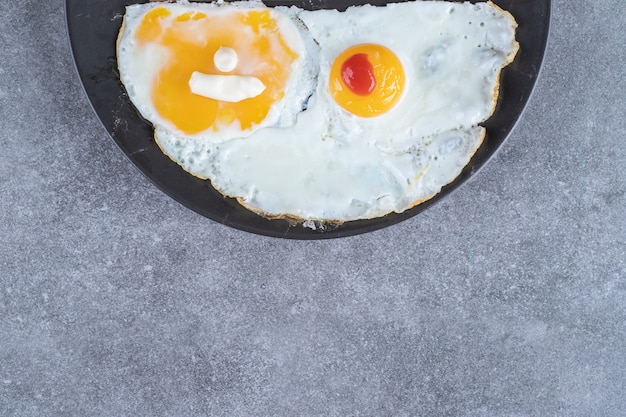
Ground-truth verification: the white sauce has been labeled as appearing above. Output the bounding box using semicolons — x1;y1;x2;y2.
189;71;266;102
213;46;238;72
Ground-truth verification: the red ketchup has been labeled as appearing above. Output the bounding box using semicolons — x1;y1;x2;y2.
340;53;376;96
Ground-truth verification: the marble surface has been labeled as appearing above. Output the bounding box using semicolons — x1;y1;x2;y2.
1;0;625;415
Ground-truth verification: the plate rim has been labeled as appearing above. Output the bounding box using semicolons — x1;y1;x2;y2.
65;0;551;239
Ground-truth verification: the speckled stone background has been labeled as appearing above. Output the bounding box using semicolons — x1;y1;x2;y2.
1;0;625;416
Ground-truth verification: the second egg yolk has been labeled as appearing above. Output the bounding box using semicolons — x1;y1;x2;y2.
329;44;405;118
135;7;299;135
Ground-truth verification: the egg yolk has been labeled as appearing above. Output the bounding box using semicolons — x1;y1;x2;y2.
329;44;405;117
135;7;299;135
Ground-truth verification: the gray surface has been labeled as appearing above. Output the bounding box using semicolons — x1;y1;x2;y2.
1;0;625;415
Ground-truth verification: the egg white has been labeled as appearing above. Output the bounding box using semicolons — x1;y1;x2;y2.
155;109;486;221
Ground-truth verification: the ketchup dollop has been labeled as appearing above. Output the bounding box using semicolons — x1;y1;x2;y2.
340;53;376;96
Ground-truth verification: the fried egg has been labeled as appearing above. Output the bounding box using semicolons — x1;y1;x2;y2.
299;1;519;149
117;2;316;143
118;1;518;223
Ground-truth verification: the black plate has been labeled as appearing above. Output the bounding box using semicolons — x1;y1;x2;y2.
66;0;550;239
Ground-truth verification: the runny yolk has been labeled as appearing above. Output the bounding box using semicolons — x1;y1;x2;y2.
330;44;405;118
134;7;299;135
